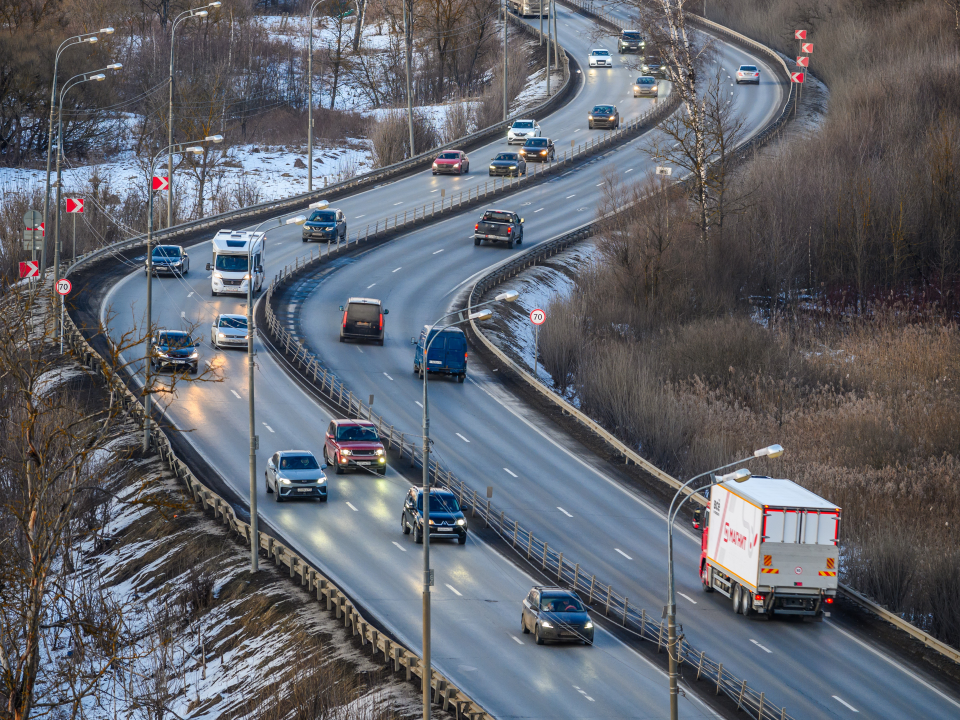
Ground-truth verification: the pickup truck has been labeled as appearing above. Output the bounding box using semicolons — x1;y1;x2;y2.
474;209;524;248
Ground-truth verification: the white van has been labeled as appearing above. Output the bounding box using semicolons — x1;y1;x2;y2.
206;229;265;297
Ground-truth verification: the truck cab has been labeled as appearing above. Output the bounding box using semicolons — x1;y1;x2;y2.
698;477;840;619
412;326;468;383
207;229;265;297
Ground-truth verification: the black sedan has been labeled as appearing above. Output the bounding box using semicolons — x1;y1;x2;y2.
588;105;620;130
521;586;594;645
519;137;556;162
146;245;189;276
401;488;467;544
489;152;526;177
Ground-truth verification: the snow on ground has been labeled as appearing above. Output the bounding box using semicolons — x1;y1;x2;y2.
511;66;565;114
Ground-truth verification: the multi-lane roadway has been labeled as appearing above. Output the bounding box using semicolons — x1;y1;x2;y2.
91;3;960;718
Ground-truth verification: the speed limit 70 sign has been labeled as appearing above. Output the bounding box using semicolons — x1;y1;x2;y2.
56;279;72;296
530;308;546;325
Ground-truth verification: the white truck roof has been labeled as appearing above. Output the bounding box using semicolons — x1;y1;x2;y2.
212;229;264;253
717;477;840;512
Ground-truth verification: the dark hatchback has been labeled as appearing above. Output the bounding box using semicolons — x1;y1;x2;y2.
401;488;468;544
521;586;594;645
588;105;620;130
489;152;526;177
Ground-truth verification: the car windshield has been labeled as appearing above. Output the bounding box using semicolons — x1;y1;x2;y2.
540;595;585;612
218;316;247;330
526;138;548;147
494;153;519;161
740;66;758;72
417;494;461;513
215;254;248;272
646;56;661;63
153;246;181;258
513;121;534;128
637;77;655;84
280;455;320;470
593;106;614;115
157;333;194;348
438;152;460;160
622;32;641;40
482;211;515;222
336;425;380;442
592;50;609;56
309;210;337;222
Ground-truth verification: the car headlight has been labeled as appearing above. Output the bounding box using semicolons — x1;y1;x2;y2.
432;162;438;168
634;86;639;91
339;449;352;456
217;333;226;340
509;165;517;169
584;621;594;629
642;65;649;71
588;114;593;119
428;519;435;525
456;519;465;526
379;456;386;463
190;352;199;359
280;478;291;485
609;115;616;120
375;448;385;456
213;271;223;279
454;163;460;167
540;150;547;155
317;476;326;484
540;621;553;628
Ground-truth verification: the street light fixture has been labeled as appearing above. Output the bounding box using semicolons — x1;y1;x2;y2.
53;64;123;292
142;135;223;454
167;2;221;229
245;212;307;573
415;289;517;720
40;27;115;278
665;444;783;720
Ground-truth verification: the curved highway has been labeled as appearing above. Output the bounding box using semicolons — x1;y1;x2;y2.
89;5;960;720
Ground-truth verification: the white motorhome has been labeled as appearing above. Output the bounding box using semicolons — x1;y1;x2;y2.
509;0;547;17
697;477;841;619
207;229;265;297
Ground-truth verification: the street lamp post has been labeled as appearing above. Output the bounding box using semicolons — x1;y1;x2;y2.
41;27;114;279
244;213;306;573
142;135;223;454
167;2;221;229
665;444;783;720
307;0;324;192
54;64;122;291
415;290;518;720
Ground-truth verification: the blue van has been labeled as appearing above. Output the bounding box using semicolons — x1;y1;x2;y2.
412;326;468;383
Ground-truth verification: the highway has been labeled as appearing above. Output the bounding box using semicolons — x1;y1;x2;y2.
88;3;958;719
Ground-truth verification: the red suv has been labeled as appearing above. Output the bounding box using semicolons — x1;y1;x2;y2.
323;419;387;475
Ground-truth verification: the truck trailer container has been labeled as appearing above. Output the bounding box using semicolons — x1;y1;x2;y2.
697;477;841;619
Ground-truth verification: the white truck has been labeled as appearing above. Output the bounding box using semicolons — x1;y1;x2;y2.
206;229;265;297
509;0;547;17
696;476;841;619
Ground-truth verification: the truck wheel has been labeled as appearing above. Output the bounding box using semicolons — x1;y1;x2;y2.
458;374;465;383
507;238;514;248
701;564;714;593
741;589;754;616
732;584;742;614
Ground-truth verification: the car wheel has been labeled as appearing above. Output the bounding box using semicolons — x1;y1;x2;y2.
474;237;481;246
489;171;494;176
464;164;469;173
458;374;465;384
521;614;529;633
414;364;419;374
732;584;742;614
584;636;593;646
275;486;283;502
265;472;273;493
432;171;437;175
402;514;410;534
535;625;545;645
507;238;514;248
319;494;328;502
517;230;523;245
190;363;198;375
458;532;467;544
302;236;308;242
588;122;594;129
377;338;384;346
414;523;423;544
335;459;344;475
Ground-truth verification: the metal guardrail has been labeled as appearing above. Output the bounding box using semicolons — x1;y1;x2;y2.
55;305;496;720
61;11;575;282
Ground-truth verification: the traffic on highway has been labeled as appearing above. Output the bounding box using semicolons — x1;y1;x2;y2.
89;3;960;719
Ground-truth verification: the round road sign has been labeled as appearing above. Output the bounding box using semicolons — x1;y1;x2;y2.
56;279;72;296
530;308;546;325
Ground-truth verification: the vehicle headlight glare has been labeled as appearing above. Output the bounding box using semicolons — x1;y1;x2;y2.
375;448;385;456
428;519;435;525
213;271;223;279
190;352;199;359
340;449;352;456
540;621;553;628
609;116;616;120
456;519;465;526
584;621;594;629
588;114;593;119
509;165;517;169
280;478;291;484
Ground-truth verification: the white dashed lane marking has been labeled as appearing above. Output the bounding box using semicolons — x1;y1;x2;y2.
445;584;462;596
433;248;444;254
383;372;394;381
566;194;576;198
415;401;423;408
231;389;242;399
367;283;376;289
615;548;633;560
557;507;573;518
262;422;275;433
392;267;402;272
512;636;524;644
833;696;859;713
750;639;772;653
392;542;407;552
187;291;194;298
677;592;698;604
346;502;359;512
456;433;470;443
504;468;518;477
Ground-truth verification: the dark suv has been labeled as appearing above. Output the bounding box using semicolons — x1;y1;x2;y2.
618;30;645;54
519;137;555;162
151;330;199;373
401;488;467;544
588;105;620;130
521;586;594;645
323;419;387;474
339;297;388;345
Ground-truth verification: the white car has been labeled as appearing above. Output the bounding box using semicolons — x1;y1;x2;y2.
588;49;612;68
211;313;248;350
736;64;760;84
507;119;542;145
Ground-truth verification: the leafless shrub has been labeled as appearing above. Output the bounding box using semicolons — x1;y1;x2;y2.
441;100;476;144
369;109;440;167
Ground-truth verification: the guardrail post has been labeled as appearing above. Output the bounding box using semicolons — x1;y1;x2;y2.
542;542;548;570
588;575;596;603
557;552;563;581
696;650;706;681
604;586;611;616
737;680;747;710
573;563;579;590
622;597;628;625
526;532;533;559
716;663;723;694
758;692;764;719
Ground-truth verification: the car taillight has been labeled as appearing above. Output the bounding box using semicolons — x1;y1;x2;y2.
507;227;512;233
824;597;834;604
754;594;763;602
342;311;347;328
475;223;479;231
465;352;468;360
379;312;383;329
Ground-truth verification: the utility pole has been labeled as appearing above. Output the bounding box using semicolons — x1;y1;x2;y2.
308;1;322;192
503;0;508;119
404;0;415;157
546;0;551;96
553;0;558;71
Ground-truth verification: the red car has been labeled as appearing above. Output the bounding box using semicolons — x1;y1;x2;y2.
432;150;469;175
323;419;387;475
